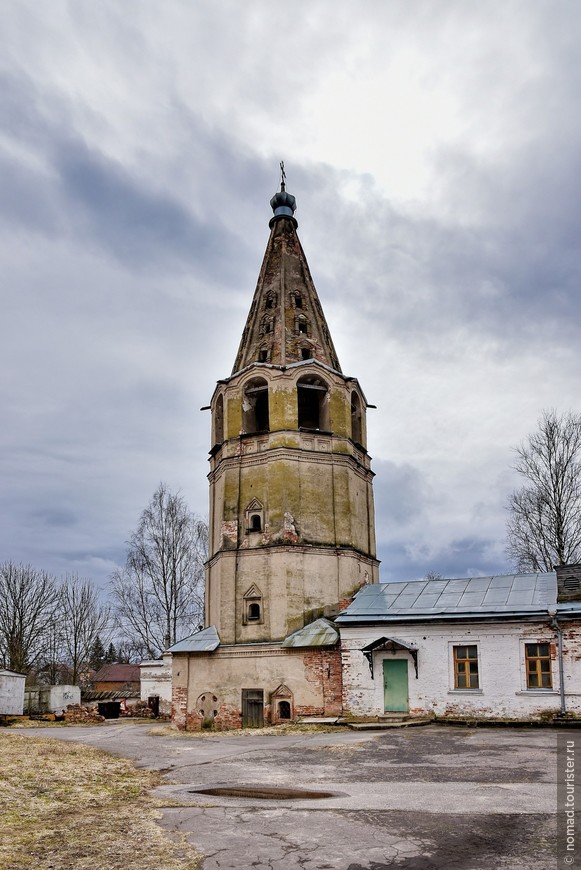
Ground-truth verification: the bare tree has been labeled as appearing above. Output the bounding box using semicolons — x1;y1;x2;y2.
111;483;208;657
0;562;59;673
506;410;581;571
423;571;443;581
59;574;111;684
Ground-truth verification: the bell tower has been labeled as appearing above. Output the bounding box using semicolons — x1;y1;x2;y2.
205;173;379;644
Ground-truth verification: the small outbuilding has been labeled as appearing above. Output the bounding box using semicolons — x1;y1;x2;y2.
0;669;27;716
140;653;172;716
24;684;81;714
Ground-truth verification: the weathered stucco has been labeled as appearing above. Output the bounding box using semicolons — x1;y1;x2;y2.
172;643;342;731
341;620;581;721
206;363;378;643
176;195;377;730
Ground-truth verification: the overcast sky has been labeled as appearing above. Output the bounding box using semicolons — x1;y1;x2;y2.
1;1;580;591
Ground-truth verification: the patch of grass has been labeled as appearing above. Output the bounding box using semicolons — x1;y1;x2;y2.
0;733;201;870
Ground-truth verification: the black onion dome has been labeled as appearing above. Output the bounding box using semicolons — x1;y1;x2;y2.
269;188;297;227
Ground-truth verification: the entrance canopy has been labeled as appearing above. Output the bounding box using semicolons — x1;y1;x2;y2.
361;636;418;678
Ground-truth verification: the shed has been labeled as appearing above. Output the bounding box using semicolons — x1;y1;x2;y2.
0;669;27;716
140;653;172;716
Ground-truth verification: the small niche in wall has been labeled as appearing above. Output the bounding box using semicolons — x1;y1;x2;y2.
243;584;263;625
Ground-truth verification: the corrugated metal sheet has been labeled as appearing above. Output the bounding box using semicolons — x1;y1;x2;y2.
281;618;339;648
336;572;558;623
167;625;221;653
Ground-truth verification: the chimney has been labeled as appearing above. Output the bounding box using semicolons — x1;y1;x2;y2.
555;564;581;602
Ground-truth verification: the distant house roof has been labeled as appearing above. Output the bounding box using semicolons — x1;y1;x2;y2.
336;572;574;624
93;664;141;683
82;689;140;701
167;625;221;654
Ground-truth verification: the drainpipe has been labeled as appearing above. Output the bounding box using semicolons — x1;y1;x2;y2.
549;610;566;716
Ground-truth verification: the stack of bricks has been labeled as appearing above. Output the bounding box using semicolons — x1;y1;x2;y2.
120;701;155;718
63;704;105;723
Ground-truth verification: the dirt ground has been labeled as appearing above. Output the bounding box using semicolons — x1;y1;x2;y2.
0;731;201;870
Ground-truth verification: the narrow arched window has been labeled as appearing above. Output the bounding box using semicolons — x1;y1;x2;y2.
247;602;261;620
278;700;291;719
260;316;274;335
250;514;262;532
296;315;308;335
243;585;263;624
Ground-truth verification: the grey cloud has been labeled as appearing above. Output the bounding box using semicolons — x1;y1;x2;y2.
373;459;429;531
31;508;78;528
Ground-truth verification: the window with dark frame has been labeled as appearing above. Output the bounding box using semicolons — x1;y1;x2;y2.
525;642;552;689
453;645;479;689
247;601;261;620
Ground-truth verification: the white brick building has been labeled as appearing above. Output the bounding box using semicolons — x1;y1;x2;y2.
337;566;581;722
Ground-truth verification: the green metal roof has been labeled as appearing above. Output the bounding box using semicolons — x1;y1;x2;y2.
281;618;339;648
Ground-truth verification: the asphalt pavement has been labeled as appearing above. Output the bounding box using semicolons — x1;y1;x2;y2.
13;721;563;869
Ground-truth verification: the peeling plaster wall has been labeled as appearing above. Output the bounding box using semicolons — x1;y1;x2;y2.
340;620;581;720
171;644;342;731
206;547;376;644
140;653;173;713
205;364;378;643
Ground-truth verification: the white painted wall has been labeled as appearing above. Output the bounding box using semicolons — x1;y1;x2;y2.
0;670;26;715
140;653;172;713
41;685;80;712
340;619;581;720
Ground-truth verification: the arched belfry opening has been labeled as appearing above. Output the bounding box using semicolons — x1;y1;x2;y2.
297;375;330;431
214;393;224;446
351;391;363;445
243;378;269;433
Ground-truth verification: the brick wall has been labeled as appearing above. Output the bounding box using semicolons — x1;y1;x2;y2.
172;685;188;730
341;619;581;721
303;647;343;716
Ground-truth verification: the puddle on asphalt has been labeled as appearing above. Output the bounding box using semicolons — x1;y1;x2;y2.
190;784;340;800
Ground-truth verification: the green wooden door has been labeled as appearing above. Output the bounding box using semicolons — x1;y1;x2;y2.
383;659;409;712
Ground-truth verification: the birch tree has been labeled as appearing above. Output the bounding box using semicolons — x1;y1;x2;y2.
59;574;111;684
111;483;207;657
506;410;581;571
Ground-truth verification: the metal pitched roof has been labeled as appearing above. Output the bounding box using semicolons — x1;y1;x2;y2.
336;572;558;623
281;618;339;648
167;625;221;653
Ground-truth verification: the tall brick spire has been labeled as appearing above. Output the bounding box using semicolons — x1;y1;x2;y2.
232;176;342;375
